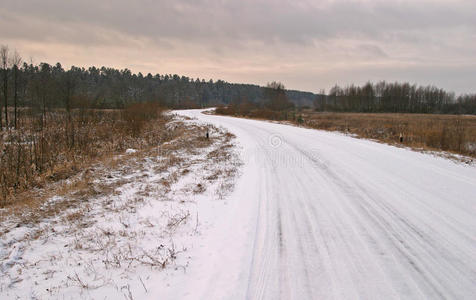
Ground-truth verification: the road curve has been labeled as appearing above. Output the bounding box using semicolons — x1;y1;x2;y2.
173;109;476;300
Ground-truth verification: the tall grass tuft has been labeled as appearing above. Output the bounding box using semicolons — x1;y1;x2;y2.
0;103;166;207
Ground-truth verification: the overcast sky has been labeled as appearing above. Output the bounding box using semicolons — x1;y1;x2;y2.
1;0;475;94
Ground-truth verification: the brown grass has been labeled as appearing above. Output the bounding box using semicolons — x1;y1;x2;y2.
0;103;167;207
0;115;242;299
299;112;476;157
215;107;476;158
0;117;236;226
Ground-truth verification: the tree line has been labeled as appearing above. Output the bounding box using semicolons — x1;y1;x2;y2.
0;45;475;131
0;45;317;130
216;81;300;121
314;82;476;114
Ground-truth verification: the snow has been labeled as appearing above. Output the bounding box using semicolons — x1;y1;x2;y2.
0;118;241;299
125;148;137;154
168;109;476;299
2;109;475;299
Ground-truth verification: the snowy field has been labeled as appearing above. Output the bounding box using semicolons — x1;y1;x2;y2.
1;109;476;299
0;115;241;299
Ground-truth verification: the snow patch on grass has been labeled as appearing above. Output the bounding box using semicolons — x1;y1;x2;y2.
0;116;242;299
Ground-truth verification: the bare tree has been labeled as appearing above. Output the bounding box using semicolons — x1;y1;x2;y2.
1;45;9;130
10;49;22;129
264;81;293;112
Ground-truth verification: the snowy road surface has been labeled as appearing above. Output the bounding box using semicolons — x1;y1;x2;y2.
168;109;476;299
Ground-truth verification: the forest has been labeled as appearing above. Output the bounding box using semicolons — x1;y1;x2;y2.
314;82;476;114
0;45;475;123
0;46;315;126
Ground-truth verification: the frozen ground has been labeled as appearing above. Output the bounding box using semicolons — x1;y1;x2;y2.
0;116;241;299
1;109;475;299
168;109;476;299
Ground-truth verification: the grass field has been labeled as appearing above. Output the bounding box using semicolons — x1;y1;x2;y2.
215;106;476;158
0;103;166;207
299;111;476;158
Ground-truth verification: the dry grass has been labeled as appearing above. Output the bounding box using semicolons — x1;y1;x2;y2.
0;114;242;299
299;112;476;157
215;107;476;158
0;116;239;232
0;115;242;299
0;103;167;207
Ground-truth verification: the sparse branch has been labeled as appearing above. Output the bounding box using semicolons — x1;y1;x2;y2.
0;45;9;130
11;49;22;129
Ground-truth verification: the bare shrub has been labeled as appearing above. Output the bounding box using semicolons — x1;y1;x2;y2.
0;103;167;207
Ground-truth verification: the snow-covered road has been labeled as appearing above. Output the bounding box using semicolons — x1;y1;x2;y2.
170;109;476;299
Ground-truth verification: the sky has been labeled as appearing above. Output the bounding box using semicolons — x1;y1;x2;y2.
1;0;475;94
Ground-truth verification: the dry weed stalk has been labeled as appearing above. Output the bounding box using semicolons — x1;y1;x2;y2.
1;103;167;207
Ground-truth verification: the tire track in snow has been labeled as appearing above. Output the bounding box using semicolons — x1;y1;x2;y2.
293;142;472;299
174;110;476;300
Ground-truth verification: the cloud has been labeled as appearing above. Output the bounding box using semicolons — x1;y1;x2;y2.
1;0;475;94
